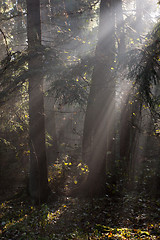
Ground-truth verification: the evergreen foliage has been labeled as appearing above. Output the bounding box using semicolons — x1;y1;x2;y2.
122;21;160;118
0;0;160;230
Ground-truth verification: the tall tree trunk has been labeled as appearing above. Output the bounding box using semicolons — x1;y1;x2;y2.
118;0;140;185
120;92;142;186
27;0;48;203
119;96;132;175
82;0;115;196
119;0;143;185
115;0;125;57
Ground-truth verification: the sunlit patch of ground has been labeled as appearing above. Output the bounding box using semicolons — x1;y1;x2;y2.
0;193;160;239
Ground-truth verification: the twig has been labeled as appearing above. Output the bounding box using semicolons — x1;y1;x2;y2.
0;28;11;57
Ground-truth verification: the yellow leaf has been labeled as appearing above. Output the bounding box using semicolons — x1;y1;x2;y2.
74;180;78;184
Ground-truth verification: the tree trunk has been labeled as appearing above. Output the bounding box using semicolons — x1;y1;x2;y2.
115;0;125;57
26;0;48;203
119;96;132;173
120;93;141;186
82;0;115;196
119;0;143;184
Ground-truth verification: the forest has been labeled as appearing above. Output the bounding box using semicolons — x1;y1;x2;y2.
0;0;160;239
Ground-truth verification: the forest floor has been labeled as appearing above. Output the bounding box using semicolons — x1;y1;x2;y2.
0;190;160;239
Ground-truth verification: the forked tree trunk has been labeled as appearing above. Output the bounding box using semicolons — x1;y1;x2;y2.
27;0;48;203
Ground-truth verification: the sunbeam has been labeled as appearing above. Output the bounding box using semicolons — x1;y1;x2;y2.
1;1;160;238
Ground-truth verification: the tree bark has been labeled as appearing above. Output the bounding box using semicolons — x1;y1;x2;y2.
120;93;141;186
82;0;115;196
119;96;132;172
115;0;125;57
119;0;143;184
26;0;48;203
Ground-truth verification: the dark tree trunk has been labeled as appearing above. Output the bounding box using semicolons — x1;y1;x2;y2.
119;0;143;184
26;0;48;203
120;97;132;173
120;93;141;186
82;0;115;196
